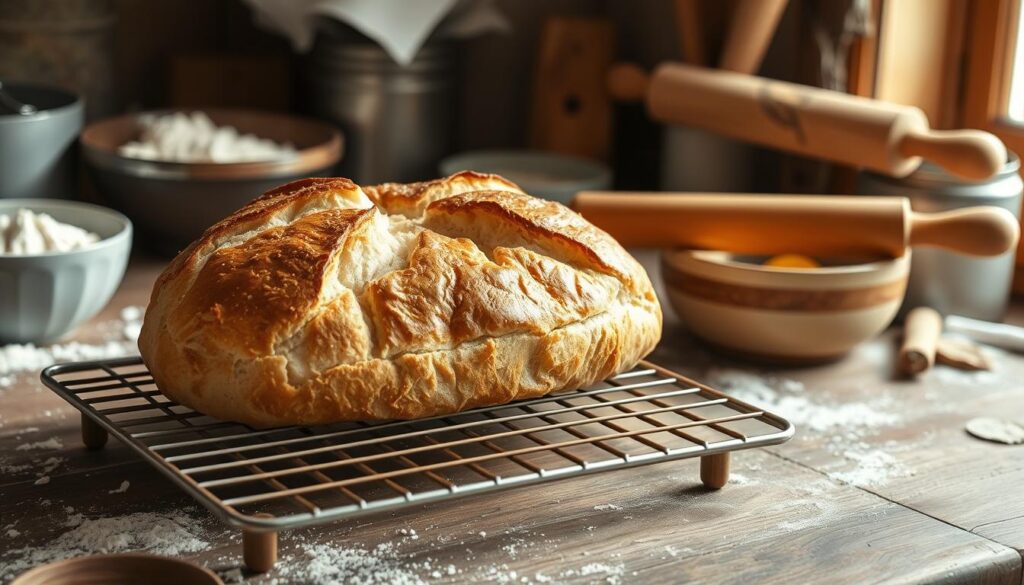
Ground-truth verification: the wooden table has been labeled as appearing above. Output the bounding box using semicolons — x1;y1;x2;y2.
2;250;1023;584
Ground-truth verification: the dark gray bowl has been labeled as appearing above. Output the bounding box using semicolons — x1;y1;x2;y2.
81;109;342;255
0;84;83;199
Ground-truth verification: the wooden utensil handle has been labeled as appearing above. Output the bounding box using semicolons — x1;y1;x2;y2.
573;192;1021;257
899;129;1007;181
909;206;1020;257
899;307;943;375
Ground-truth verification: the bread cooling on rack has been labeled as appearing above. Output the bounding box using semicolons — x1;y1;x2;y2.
138;172;662;427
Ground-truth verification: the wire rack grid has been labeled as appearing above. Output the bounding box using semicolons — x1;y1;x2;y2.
41;357;792;570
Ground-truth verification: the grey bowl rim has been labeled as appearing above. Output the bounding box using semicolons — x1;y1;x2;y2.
0;198;133;260
0;82;83;126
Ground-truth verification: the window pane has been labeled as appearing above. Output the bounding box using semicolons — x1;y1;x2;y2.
1007;1;1024;121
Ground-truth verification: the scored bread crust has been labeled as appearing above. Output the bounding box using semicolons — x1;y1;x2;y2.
138;172;662;427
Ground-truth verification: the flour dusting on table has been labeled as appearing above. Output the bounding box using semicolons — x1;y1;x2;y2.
827;444;916;487
15;437;63;451
271;542;427;585
706;367;912;488
708;367;901;433
0;305;143;388
0;508;211;580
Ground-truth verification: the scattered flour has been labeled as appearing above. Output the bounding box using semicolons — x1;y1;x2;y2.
932;366;1001;385
663;544;695;558
707;367;913;489
271;542;426;585
0;458;32;474
15;437;63;451
708;367;901;434
593;503;623;511
561;562;625;585
39;456;62;475
0;305;143;387
6;528;20;538
108;480;130;494
1;510;210;579
766;479;843;533
826;442;916;488
728;472;754;486
0;341;138;382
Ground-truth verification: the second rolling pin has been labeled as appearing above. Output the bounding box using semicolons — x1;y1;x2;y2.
572;192;1020;258
899;307;943;375
608;62;1006;180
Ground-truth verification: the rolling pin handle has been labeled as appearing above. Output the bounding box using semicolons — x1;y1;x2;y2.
908;206;1020;257
898;129;1007;181
607;62;650;102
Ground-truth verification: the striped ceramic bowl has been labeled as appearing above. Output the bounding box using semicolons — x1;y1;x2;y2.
661;250;909;364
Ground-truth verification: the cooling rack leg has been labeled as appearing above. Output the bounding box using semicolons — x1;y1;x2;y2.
700;453;730;489
80;413;108;450
243;515;278;573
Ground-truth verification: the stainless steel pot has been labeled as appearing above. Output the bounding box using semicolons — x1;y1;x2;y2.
858;154;1023;320
303;27;455;184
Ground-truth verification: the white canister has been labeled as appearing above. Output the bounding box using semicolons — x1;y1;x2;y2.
857;155;1022;321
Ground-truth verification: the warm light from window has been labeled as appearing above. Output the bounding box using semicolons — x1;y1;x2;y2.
1008;2;1024;121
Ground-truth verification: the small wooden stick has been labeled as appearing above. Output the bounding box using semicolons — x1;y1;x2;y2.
81;413;108;450
899;307;943;375
243;514;278;573
700;453;730;489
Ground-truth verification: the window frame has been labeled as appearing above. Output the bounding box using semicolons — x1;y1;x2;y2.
963;0;1024;154
961;0;1024;293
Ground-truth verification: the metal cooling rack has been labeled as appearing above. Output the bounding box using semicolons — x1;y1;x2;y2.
41;357;792;571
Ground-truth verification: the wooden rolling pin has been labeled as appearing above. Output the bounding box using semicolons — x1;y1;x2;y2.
607;62;1006;180
899;307;943;375
572;192;1020;258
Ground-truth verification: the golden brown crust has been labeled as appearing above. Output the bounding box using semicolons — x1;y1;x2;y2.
139;172;662;427
364;171;522;217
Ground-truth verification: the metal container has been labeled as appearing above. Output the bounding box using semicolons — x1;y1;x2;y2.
0;83;83;199
858;154;1023;321
303;27;455;184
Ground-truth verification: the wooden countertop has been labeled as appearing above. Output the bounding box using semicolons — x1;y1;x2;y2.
2;250;1023;584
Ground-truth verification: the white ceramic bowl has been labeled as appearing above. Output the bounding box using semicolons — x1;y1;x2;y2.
440;150;611;205
0;199;132;343
661;250;910;363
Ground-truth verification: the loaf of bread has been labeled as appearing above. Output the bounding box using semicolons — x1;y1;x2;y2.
138;172;662;427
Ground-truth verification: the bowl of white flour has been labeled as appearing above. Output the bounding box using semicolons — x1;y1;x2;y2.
0;199;131;343
81;109;341;255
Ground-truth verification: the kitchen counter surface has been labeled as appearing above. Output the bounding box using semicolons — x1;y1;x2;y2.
2;250;1023;584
